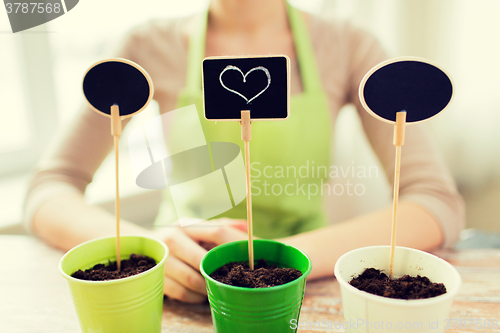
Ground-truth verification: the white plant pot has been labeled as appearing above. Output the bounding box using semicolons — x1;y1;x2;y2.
334;246;461;333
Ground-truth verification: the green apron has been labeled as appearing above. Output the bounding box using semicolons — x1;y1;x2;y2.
155;4;332;239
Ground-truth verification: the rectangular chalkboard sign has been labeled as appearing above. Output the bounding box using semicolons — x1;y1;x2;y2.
202;55;290;121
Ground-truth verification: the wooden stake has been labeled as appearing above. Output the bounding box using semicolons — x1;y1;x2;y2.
111;105;122;271
240;110;254;270
389;111;406;279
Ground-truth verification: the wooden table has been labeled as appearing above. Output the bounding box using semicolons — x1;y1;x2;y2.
1;235;499;333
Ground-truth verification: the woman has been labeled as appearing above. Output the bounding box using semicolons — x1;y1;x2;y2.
24;0;464;303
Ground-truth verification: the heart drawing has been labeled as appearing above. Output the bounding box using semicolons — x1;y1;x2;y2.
219;65;271;104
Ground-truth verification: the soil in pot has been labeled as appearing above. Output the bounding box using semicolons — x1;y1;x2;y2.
71;254;156;281
210;259;302;288
350;268;446;300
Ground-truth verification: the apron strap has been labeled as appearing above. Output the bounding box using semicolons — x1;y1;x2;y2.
185;2;324;94
185;10;208;93
286;3;324;94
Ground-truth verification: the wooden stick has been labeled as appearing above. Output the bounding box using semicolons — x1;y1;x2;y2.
240;110;254;270
111;105;122;271
389;111;406;279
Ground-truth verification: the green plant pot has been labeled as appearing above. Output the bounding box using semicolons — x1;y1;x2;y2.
59;236;168;333
200;239;312;332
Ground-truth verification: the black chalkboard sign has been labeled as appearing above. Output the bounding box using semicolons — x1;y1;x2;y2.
203;55;290;120
359;57;453;123
83;58;153;118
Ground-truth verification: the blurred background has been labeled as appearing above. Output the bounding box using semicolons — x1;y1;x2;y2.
1;0;499;242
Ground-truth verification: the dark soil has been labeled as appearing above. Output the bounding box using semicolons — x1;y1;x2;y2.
71;254;156;281
350;268;446;300
210;259;302;288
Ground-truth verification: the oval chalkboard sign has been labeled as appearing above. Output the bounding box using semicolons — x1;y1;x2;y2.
83;58;153;118
359;57;453;123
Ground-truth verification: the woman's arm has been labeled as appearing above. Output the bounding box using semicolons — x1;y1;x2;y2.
23;17;249;303
346;27;465;250
279;201;442;279
283;17;465;280
32;192;154;251
25;103;249;304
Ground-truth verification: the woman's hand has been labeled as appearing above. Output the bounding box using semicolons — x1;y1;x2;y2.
154;218;248;303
